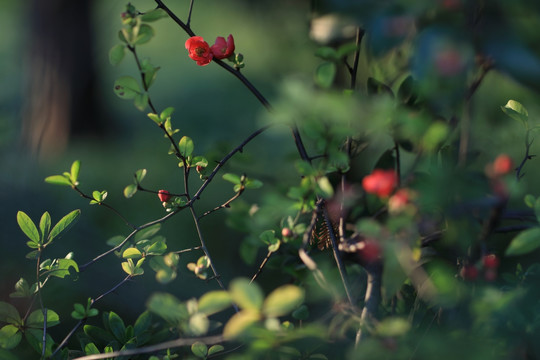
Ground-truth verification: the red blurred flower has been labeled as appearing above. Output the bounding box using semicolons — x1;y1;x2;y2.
362;169;397;198
211;34;235;60
492;154;514;176
158;190;172;202
185;36;213;66
358;240;382;263
482;254;500;269
460;265;478;281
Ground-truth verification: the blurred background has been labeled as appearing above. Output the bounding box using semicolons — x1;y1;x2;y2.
3;0;540;351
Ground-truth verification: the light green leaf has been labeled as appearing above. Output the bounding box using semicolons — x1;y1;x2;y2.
134;224;161;242
114;76;141;100
71;160;81;183
84;343;100;355
245;178;263;189
134;24;154;45
262;285;305;317
44;174;72;186
179;136;194;157
191;341;208;358
208;344;225;356
198;291;232;316
160;107;175;120
109;44;126;66
506;227;540;256
39;212;51;244
223;310;261;340
16;211;40;244
49;258;79;278
134;93;149;111
0;325;21;350
124;183;138;198
48;209;81;243
189;313;209;335
375;317;411;337
501;100;529;128
229;278;263;311
141;8;168;22
146;293;189;325
26;309;60;328
123;247;143;259
525;194;536;208
147;112;161;124
222;173;241;185
316;176;334;198
135;168;147;183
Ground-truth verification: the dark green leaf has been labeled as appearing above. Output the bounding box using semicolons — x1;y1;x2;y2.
146;293;189;325
27;309;60;328
0;302;21;324
25;328;54;357
134;224;161;241
134;311;152;336
85;343;100;355
134;24;154;45
141;8;168;22
367;77;394;97
506;227;540;256
109;44;126;66
337;42;360;58
9;278;33;298
314;47;338;61
315;62;336;89
108;312;127;343
114;76;141;100
191;341;208;358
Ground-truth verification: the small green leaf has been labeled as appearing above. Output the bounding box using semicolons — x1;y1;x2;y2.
314;47;338;61
316;176;334;198
525;194;536;208
71;160;81;183
134;311;152;336
135;224;161;241
0;325;22;350
223;310;260;340
122;259;134;275
160;107;175;120
0;302;21;324
198;291;232;316
109;44;126;66
315;62;336;89
208;344;225;356
134;24;154;45
179;136;194;157
191;341;208;358
375;317;411;337
262;285;305;317
245;178;263;189
9;278;33;298
124;183;138;198
134;93;149;111
48;209;81;243
17;211;40;244
222;173;241;185
44;174;72;186
108;312;127;343
27;309;60;328
123;247;143;259
39;212;51;244
337;42;359;58
146;293;189;325
141;8;168;22
135;169;147;183
502;100;528;127
48;258;79;278
229;278;263;311
114;76;141;100
506;227;540;256
84;343;100;355
147;112;161;124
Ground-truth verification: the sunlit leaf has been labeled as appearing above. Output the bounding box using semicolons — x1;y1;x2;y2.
229;278;263;311
179;136;194;157
223;310;261;340
262;285;304;317
16;211;40;244
0;325;21;350
44;174;72;187
506;227;540;256
48;209;81;243
198;291;232;316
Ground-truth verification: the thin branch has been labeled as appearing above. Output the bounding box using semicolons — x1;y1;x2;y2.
250;250;273;283
186;0;195;27
350;28;365;90
198;188;244;220
73;335;224;360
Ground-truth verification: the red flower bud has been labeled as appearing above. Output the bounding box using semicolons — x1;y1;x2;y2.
362;169;397;198
482;254;500;269
281;228;293;238
492;154;513;176
460;265;478;281
185;36;213;66
158;190;172;202
211;34;235;60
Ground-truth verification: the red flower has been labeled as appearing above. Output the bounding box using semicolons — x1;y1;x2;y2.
460;265;478;281
185;36;213;66
362;169;397;198
482;254;500;269
492;154;514;176
158;190;172;202
211;34;235;60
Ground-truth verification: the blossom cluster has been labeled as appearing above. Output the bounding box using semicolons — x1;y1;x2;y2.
185;35;235;66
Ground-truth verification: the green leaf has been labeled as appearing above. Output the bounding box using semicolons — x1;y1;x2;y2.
229;278;263;311
223;310;261;340
49;258;79;278
223;173;241;185
114;76;141;100
337;42;359;58
179;136;194;157
123;247;143;259
375;317;411;337
109;44;126;66
160;107;175;120
292;304;309;320
189;313;209;336
315;62;336;89
367;77;394;97
71;160;81;183
501;100;529;127
314;47;338;61
25;328;54;357
506;227;540;256
208;344;225;356
134;311;152;336
135;168;147;183
141;8;168;22
535;198;540;223
27;309;60;328
108;312;127;343
147;112;161;125
135;224;161;242
198;291;232;316
146;240;167;255
39;212;51;244
85;343;100;355
48;209;81;243
525;194;536;208
316;176;334;198
262;285;305;317
146;293;189;325
134;93;149;111
191;341;208;358
0;325;21;350
44;174;72;186
9;278;34;298
245;178;263;189
124;183;138;198
134;24;154;45
17;211;40;244
0;302;21;324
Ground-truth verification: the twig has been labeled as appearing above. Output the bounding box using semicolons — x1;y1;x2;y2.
250;250;273;283
198;188;244;220
73;335;225;360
